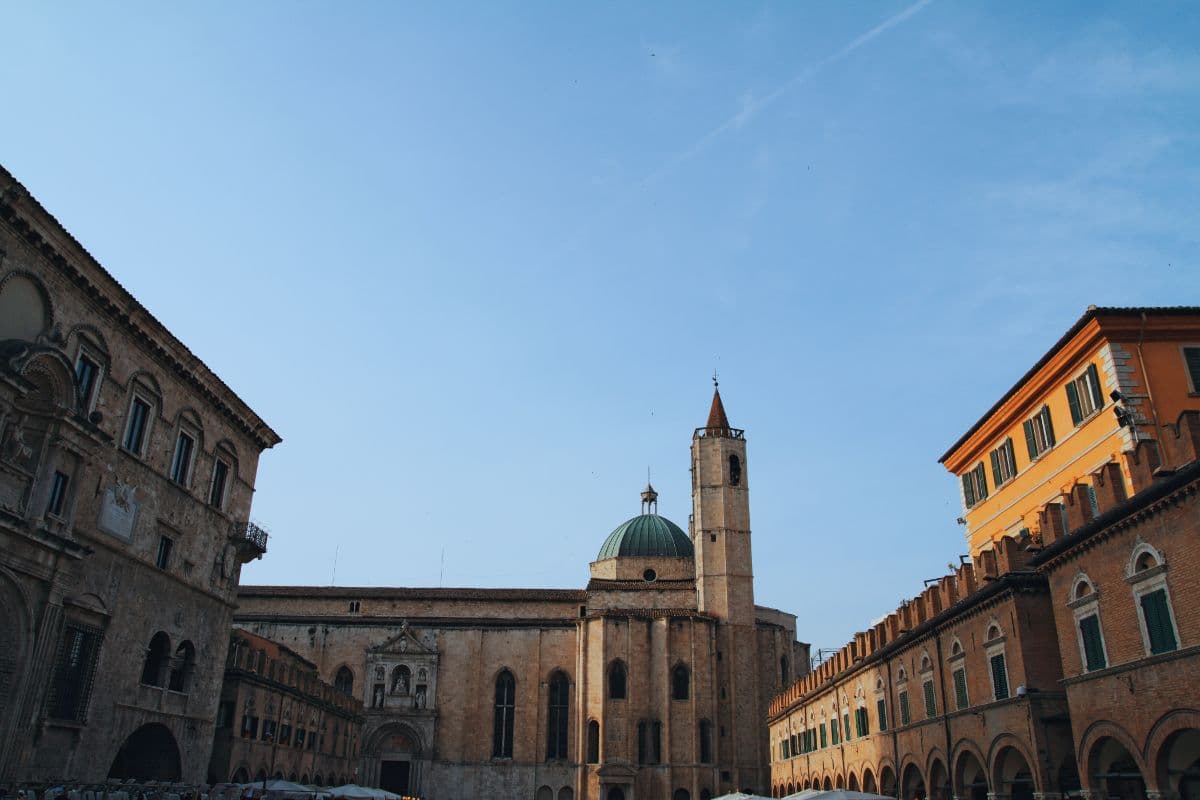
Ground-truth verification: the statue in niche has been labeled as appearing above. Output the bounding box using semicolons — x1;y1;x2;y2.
372;683;385;708
391;664;410;695
414;685;426;710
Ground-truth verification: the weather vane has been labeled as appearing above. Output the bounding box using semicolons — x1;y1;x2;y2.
712;369;719;387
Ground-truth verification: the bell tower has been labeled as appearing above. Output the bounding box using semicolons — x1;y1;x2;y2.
691;380;764;791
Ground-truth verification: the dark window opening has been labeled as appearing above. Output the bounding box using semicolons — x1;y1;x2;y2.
672;664;690;700
493;669;515;758
335;666;354;695
47;622;102;721
141;632;171;687
167;640;195;692
547;671;569;760
643;568;657;582
210;458;230;508
637;719;662;765
170;431;194;485
728;454;741;486
586;720;600;764
699;720;713;763
46;470;70;517
123;397;151;454
75;354;99;410
155;535;173;570
608;660;627;700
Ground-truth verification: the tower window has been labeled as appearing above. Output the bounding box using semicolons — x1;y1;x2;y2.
492;669;516;758
672;664;690;700
608;660;627;699
728;454;741;486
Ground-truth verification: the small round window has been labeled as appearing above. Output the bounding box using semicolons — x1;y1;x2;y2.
643;569;657;582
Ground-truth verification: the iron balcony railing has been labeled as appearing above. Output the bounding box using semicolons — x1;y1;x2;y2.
234;520;270;553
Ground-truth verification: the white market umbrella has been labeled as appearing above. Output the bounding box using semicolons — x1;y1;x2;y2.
793;792;894;800
262;781;314;793
713;794;775;800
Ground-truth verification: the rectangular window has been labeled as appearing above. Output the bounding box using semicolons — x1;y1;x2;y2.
1023;405;1057;460
876;698;887;732
899;690;911;726
819;723;827;748
922;679;936;718
46;623;102;722
262;719;277;742
170;431;195;485
989;438;1017;487
46;470;70;517
1079;614;1107;671
990;654;1010;700
843;712;851;741
155;536;173;570
295;728;306;749
75;354;99;412
210;458;230;508
216;701;234;728
1140;589;1178;655
830;717;839;745
1066;363;1104;426
962;462;988;508
1185;346;1200;392
123;397;151;454
953;668;969;710
279;724;292;746
855;707;869;737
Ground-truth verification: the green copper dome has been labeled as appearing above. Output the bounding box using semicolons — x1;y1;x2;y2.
597;514;694;560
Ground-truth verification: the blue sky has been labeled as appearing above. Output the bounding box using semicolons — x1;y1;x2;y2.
2;1;1196;654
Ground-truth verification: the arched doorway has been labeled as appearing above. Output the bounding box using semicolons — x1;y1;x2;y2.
107;723;181;781
863;768;877;794
366;724;423;795
901;763;926;800
880;766;898;798
836;775;845;789
928;758;949;800
849;773;860;791
1084;736;1144;800
606;788;625;800
993;746;1036;800
823;776;833;790
1156;729;1200;800
954;751;988;800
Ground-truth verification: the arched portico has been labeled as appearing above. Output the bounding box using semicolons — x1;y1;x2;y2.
107;723;181;781
991;745;1036;800
953;748;988;800
901;761;926;800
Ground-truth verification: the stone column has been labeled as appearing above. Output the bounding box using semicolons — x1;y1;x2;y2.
987;793;1011;800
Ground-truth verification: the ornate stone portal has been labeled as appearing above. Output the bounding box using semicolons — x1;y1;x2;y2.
361;623;437;795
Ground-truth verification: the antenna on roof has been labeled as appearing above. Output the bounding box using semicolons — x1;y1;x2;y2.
331;544;339;585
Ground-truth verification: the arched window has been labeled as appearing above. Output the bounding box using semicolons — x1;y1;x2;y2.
607;789;625;800
1069;574;1108;672
586;720;600;763
141;632;171;687
334;666;354;696
391;664;411;694
547;671;569;760
608;660;627;700
699;719;713;763
674;791;692;800
672;663;690;700
985;621;1010;700
492;669;516;758
637;719;662;764
1127;544;1179;655
729;454;742;486
167;640;195;693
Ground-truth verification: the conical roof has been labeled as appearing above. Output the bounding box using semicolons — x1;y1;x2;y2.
707;386;730;430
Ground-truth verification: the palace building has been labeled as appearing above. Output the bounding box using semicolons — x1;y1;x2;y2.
0;166;280;781
769;306;1200;800
236;389;809;800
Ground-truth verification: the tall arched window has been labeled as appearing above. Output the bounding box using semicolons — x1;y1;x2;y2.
729;454;742;485
699;719;713;763
637;719;662;764
672;663;690;700
334;666;354;696
492;669;516;758
608;660;627;700
547;671;569;760
167;640;195;693
780;656;789;685
586;720;600;763
1128;545;1179;655
141;632;171;687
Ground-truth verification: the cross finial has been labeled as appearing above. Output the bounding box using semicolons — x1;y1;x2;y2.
712;369;719;388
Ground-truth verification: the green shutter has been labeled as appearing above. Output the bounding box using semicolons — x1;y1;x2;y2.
990;450;1002;486
1043;406;1056;446
820;723;826;748
1079;615;1107;671
1141;590;1178;655
1004;438;1015;474
1023;420;1038;459
962;473;976;507
1185;347;1200;391
877;698;887;731
1066;381;1083;425
953;669;968;709
923;680;936;718
990;654;1009;699
1086;364;1104;409
843;713;851;740
976;463;989;499
899;691;910;726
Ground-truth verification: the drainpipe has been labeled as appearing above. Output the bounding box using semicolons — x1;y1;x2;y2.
1135;312;1169;469
886;654;899;800
934;633;953;800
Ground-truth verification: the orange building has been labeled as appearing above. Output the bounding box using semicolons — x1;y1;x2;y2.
940;306;1200;557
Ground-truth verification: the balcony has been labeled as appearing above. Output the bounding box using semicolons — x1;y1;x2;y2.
231;520;269;562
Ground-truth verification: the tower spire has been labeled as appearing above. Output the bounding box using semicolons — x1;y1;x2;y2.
706;379;731;431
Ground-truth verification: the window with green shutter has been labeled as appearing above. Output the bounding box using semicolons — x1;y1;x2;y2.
990;438;1017;485
922;679;936;718
1185;346;1200;392
990;654;1009;700
962;462;989;508
898;690;910;726
819;722;827;748
1078;614;1106;671
1067;364;1104;426
1140;589;1178;655
1024;405;1056;459
855;707;869;737
876;698;887;731
843;713;851;740
953;668;968;710
830;717;839;745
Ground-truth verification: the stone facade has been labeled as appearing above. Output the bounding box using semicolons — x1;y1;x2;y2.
0;165;280;782
236;390;809;800
209;629;363;786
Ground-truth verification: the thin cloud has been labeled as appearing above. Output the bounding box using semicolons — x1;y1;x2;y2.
644;0;935;184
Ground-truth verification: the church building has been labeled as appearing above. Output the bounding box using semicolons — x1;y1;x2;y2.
235;388;808;800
